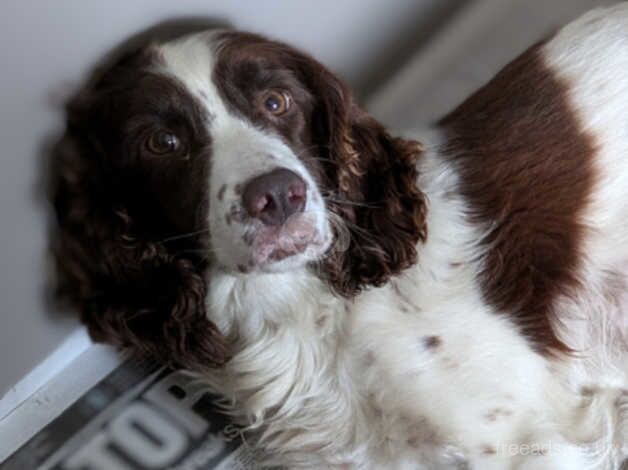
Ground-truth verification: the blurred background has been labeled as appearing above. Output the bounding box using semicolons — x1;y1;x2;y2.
0;0;618;456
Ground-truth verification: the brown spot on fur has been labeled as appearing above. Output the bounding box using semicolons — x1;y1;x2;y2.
481;445;497;456
423;335;442;349
405;417;442;447
362;350;376;366
439;41;596;355
217;184;227;201
441;356;459;370
242;232;254;246
407;436;420;448
484;407;513;422
226;206;246;227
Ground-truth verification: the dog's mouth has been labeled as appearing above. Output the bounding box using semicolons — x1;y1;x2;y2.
249;212;328;268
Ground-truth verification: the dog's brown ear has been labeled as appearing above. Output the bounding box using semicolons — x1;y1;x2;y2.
51;75;228;370
299;55;428;296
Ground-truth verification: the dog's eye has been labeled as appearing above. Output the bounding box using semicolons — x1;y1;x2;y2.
261;90;291;116
145;130;181;156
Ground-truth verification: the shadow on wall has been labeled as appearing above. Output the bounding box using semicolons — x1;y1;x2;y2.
39;17;231;325
356;0;466;99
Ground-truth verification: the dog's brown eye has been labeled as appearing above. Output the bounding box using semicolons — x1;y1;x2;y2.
262;90;291;116
145;130;181;155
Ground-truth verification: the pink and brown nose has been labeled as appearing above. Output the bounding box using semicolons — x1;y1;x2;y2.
242;168;307;226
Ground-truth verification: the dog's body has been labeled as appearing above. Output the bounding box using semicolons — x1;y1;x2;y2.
53;5;628;469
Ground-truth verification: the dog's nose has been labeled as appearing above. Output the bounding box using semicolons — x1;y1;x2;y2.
242;169;307;226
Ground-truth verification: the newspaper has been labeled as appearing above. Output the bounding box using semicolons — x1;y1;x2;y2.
1;358;260;470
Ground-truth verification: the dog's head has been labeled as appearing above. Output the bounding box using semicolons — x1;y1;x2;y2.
52;30;426;368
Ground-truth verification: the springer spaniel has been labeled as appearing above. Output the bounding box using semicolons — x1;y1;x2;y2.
53;5;628;469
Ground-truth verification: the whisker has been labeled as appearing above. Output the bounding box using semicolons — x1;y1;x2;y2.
323;196;381;209
291;145;340;166
159;228;211;243
177;247;218;255
312;157;340;166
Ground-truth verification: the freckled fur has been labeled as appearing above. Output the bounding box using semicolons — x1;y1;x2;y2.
422;335;442;350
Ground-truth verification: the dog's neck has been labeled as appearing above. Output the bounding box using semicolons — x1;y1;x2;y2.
205;267;363;458
207;267;342;340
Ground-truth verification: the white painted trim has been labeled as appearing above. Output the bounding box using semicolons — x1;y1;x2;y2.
0;343;123;462
0;327;92;421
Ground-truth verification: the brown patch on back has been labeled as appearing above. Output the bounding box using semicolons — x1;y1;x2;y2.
439;41;596;355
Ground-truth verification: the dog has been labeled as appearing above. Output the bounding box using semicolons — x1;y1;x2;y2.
52;4;628;469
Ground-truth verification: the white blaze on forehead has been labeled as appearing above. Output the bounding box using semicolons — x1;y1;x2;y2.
155;29;319;187
156;31;286;175
157;31;232;128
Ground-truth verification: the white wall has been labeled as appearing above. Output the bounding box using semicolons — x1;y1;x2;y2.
0;0;450;403
369;0;615;127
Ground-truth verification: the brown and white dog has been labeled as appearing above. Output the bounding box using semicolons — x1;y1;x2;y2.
53;5;628;469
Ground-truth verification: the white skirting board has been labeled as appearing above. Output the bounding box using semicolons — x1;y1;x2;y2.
0;340;122;462
0;328;92;422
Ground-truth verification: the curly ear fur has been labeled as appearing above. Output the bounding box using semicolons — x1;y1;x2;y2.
306;65;428;296
51;60;228;369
